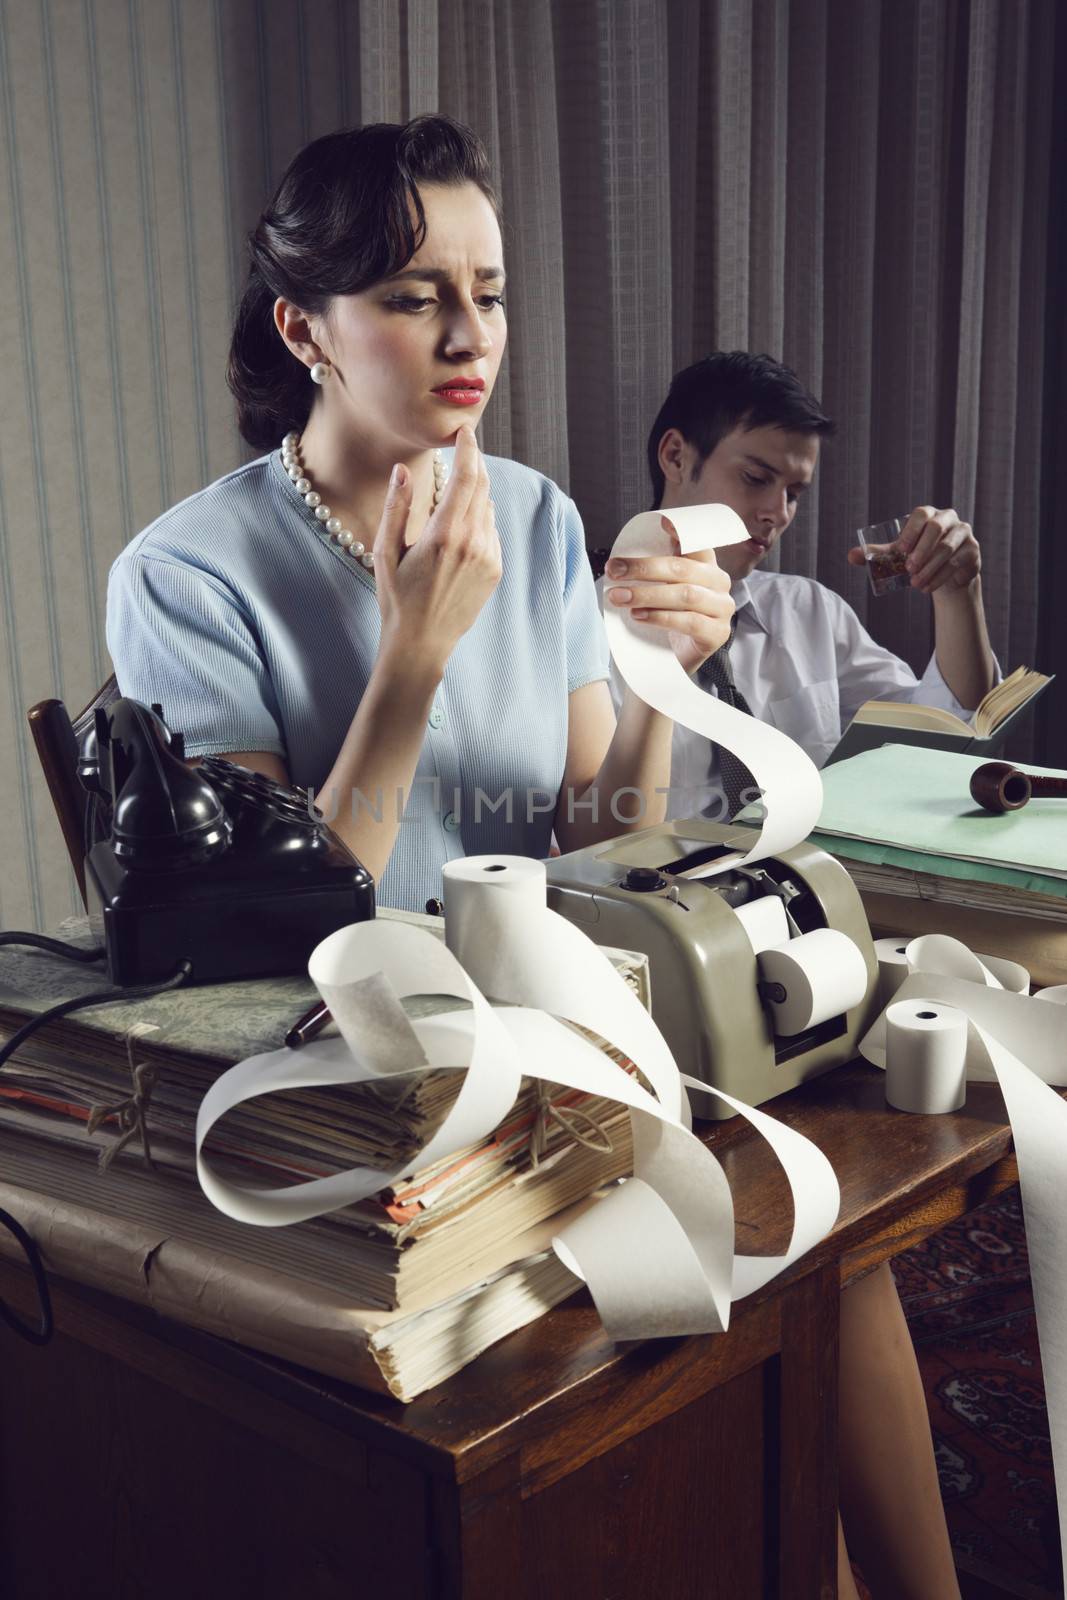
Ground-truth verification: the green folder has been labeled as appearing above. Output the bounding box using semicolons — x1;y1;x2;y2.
810;744;1067;900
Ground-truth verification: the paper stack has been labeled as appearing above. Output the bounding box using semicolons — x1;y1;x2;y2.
0;910;646;1398
811;745;1067;985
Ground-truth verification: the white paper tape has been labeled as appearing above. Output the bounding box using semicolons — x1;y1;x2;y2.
441;854;839;1336
884;999;968;1114
905;934;1028;994
195;923;524;1225
441;855;686;1124
860;932;1067;1561
195;856;841;1344
878;935;1028;1011
757;928;869;1034
601;503;824;872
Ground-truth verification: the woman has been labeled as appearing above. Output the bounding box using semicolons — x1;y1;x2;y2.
107;116;730;908
106;115;959;1599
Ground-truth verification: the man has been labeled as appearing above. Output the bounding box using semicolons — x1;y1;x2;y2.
603;351;997;817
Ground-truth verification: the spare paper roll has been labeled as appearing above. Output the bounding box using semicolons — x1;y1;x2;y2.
756;928;868;1034
601;503;824;873
734;895;790;955
884;999;968;1113
874;937;915;1009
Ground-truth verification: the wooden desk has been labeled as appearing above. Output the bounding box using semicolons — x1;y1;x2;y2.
0;1062;1022;1600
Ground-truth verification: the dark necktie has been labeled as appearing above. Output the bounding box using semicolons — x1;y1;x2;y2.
696;612;758;818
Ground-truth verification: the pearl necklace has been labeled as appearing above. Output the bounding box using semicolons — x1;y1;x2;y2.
280;432;449;573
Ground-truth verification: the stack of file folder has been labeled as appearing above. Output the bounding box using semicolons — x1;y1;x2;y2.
812;745;1067;985
0;910;645;1398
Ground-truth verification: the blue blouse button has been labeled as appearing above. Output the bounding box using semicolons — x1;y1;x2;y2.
443;811;460;833
429;705;444;729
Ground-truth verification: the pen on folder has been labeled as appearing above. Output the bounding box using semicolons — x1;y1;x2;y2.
285;1000;331;1049
286;900;444;1049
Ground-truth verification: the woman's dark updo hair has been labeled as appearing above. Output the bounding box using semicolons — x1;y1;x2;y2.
227;114;499;449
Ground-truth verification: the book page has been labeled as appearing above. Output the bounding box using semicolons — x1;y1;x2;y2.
974;667;1050;738
854;701;971;734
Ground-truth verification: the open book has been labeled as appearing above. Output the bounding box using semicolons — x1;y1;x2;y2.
828;666;1052;763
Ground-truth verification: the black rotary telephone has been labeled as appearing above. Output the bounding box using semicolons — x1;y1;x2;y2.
80;698;374;986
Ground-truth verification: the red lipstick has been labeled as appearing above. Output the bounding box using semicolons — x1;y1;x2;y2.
432;376;485;406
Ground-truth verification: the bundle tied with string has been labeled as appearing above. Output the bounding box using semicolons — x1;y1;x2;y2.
86;1021;160;1170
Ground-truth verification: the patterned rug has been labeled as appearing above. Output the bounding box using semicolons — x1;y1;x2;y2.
887;1189;1062;1598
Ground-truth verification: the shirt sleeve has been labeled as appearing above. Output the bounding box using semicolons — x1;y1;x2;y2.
593;575;628;710
106;553;286;759
560;494;611;693
829;591;1001;727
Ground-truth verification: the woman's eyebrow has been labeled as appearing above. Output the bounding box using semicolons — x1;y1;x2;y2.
383;265;506;283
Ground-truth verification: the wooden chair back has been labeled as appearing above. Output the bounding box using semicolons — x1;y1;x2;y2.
27;674;121;909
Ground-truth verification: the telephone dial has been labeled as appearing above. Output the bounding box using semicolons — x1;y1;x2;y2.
81;697;374;986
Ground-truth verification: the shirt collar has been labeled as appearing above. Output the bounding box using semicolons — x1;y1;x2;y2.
729;571;772;634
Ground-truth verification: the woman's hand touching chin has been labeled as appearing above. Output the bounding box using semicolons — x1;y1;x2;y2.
604;518;734;674
373;424;502;682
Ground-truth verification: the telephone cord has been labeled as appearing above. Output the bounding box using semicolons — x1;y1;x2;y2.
0;930;106;961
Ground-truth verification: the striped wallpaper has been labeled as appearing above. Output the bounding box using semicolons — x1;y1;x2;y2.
0;0;1057;931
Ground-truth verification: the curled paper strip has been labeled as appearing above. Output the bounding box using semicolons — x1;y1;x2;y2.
195;857;841;1342
601;503;824;871
442;856;839;1336
875;934;1030;1009
860;933;1067;1561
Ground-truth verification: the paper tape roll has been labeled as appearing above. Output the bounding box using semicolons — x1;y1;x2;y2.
757;929;868;1035
884;999;968;1113
441;854;547;995
874;936;914;1009
734;896;790;955
1035;984;1067;1005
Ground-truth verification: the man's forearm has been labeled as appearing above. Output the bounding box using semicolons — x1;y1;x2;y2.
556;685;673;852
932;579;996;710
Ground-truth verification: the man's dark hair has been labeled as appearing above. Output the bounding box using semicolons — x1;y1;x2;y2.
228;115;499;448
646;352;835;506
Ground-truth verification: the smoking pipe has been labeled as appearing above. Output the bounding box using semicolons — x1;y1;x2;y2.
969;761;1067;814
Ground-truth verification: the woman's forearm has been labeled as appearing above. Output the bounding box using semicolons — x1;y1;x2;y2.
556;685;673;853
314;643;442;881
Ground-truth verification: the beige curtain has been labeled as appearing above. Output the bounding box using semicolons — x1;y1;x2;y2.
0;0;1057;931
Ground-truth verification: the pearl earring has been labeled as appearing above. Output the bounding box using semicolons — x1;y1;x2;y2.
309;361;331;385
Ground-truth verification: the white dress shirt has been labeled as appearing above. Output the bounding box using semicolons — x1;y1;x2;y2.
602;568;994;820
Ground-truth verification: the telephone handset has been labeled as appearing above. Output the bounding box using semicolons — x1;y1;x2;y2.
82;698;374;986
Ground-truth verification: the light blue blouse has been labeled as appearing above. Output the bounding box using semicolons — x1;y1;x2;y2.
106;448;610;911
